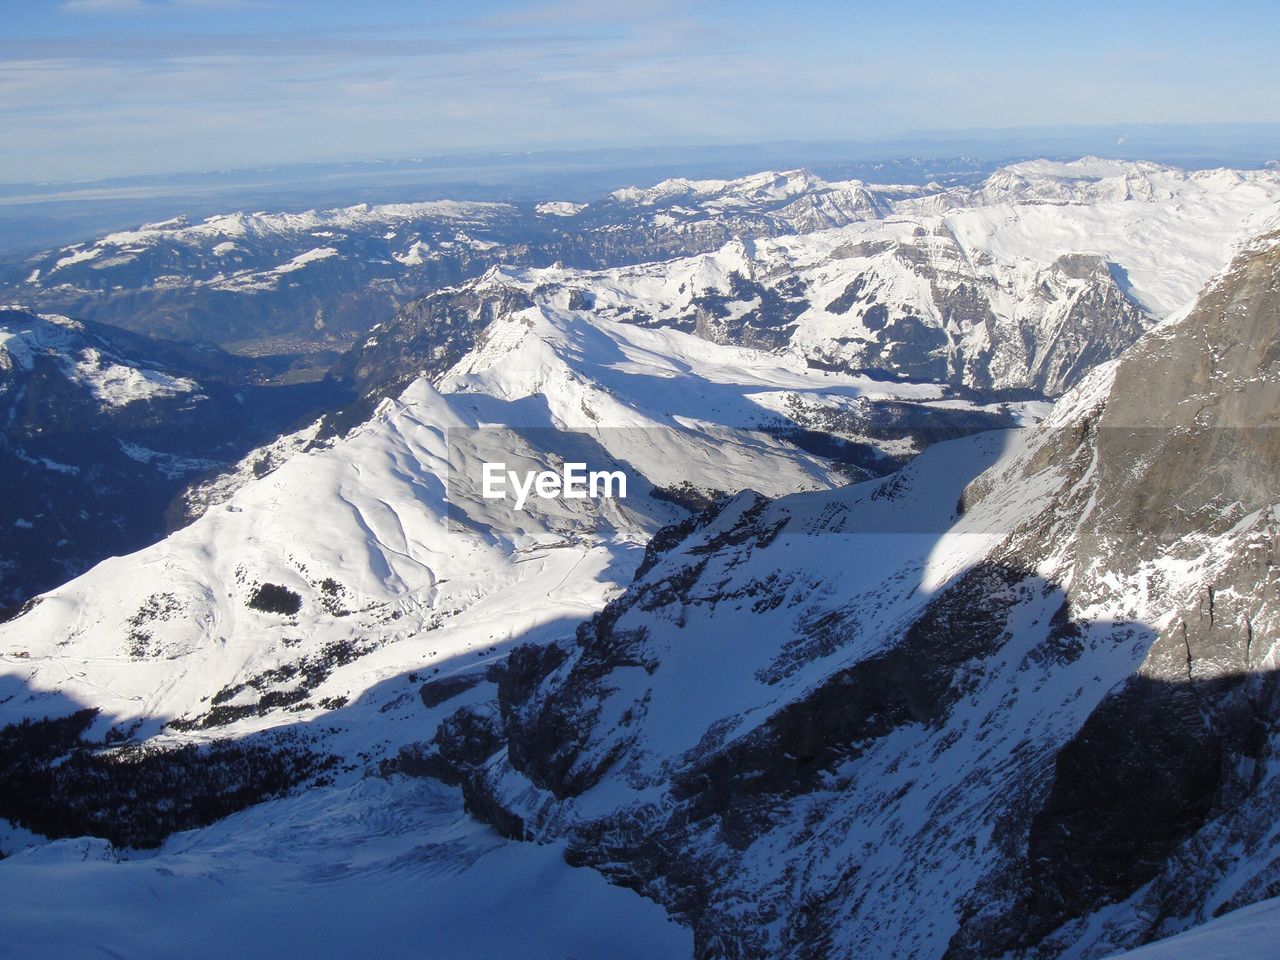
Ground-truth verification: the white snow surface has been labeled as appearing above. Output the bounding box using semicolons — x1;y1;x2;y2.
391;238;431;265
596;163;1280;306
452;334;1280;959
94;200;512;250
28;199;514;286
0;777;689;960
1104;897;1280;959
72;347;197;407
23;160;1280;346
272;245;338;271
0;311;84;370
488;163;1280;395
609;168;837;206
0;291;946;735
535;200;587;217
0;311;198;408
452;159;1280;398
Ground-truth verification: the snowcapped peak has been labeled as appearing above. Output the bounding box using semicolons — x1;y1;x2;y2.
99;216;191;246
0;308;197;408
536;200;587;217
0;309;84;370
1004;156;1170;180
733;167;829;198
477;264;518;288
882;156;1280;219
40;199;518;275
597;166;890;234
608;168;834;207
609;176;726;205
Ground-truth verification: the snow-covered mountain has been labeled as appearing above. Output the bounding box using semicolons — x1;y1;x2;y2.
922;157;1270;209
0;275;1026;743
328;159;1280;414
1;200;529;349
0;267;1018;955
6;158;1277;362
1;169;897;351
596;159;1280;392
3;167;1280;959
24;155;1267;606
411;232;1146;398
600;167;896;231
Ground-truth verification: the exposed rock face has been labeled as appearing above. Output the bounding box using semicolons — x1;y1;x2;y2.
791;241;1152;394
428;232;1280;959
330;276;535;407
341;229;1154;419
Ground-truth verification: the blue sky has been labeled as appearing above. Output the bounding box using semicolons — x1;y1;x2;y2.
2;0;1278;183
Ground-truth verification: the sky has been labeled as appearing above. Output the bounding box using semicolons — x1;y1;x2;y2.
2;0;1279;184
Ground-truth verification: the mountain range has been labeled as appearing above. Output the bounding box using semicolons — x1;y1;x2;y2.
2;158;1280;959
4;157;1278;608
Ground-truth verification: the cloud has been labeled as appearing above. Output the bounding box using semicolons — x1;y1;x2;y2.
171;0;277;8
61;0;151;12
474;0;683;30
10;3;1280;183
61;0;267;12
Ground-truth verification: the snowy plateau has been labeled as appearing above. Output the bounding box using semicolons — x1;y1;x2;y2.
2;158;1280;959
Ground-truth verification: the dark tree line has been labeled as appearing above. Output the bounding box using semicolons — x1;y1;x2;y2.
0;709;335;848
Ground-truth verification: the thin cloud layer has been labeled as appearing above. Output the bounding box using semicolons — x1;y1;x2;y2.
4;1;1279;182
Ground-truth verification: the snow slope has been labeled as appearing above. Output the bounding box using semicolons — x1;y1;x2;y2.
0;286;978;740
9;157;1276;358
0;777;690;960
0;267;994;957
0;307;342;605
1105;897;1280;960
0;311;196;407
44;201;514;279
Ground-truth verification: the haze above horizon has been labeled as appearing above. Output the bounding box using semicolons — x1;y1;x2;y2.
3;1;1280;184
